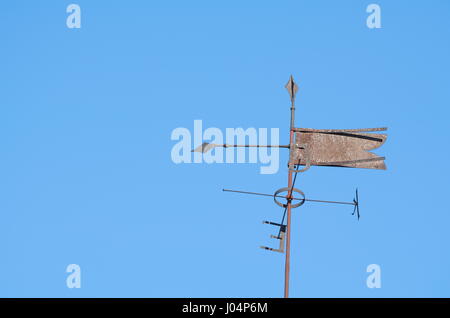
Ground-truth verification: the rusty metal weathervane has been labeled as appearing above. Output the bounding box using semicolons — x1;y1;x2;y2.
193;75;387;298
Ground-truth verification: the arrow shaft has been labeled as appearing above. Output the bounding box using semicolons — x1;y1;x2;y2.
222;144;290;148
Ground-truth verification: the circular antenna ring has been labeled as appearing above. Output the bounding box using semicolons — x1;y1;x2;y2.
273;187;305;209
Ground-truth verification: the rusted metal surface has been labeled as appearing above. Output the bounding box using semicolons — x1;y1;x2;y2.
290;128;387;170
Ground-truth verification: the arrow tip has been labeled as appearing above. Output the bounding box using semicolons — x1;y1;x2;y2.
191;142;216;153
285;75;299;101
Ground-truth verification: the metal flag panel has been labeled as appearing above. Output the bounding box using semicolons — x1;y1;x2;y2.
290;128;388;170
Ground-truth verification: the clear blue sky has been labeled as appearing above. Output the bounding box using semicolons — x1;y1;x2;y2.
1;1;450;297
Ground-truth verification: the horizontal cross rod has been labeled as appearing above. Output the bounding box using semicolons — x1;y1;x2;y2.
294;127;388;133
222;144;290;148
222;188;356;206
192;143;290;153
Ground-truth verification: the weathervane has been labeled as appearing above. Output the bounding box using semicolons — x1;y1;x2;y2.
193;75;387;298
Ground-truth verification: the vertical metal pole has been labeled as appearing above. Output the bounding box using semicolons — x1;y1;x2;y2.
284;145;294;298
284;76;297;298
